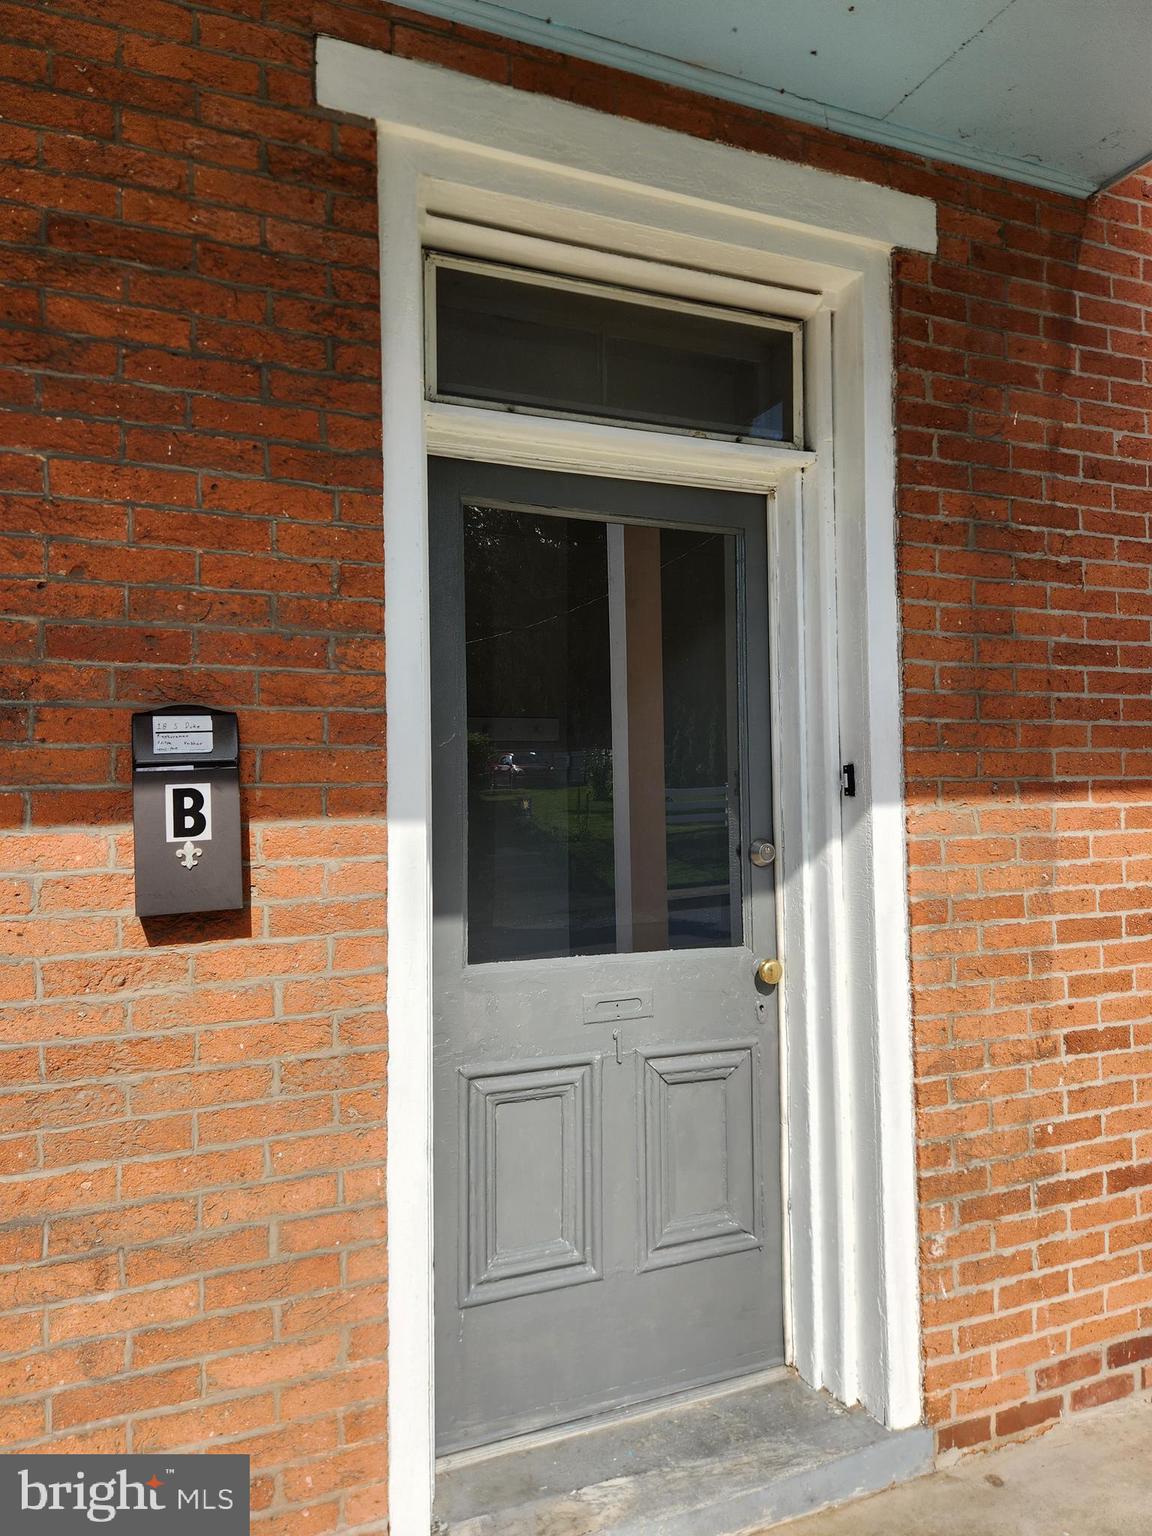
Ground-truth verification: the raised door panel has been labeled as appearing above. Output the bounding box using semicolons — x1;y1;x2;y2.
638;1044;760;1271
461;1057;602;1305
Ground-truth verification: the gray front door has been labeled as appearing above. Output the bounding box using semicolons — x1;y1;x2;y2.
431;459;784;1454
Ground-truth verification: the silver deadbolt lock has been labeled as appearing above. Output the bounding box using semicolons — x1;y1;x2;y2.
749;839;776;867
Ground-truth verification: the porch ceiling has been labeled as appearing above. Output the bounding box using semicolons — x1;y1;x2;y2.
401;0;1152;198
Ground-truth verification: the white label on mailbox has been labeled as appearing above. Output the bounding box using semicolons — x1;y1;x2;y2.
165;783;213;843
153;714;214;755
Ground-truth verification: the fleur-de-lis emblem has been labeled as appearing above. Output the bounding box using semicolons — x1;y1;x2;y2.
175;840;203;870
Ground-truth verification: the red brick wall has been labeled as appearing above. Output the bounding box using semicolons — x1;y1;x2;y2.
1;2;391;1527
900;178;1152;1449
2;0;1151;1513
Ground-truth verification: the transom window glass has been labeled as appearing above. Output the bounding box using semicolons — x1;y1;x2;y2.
429;258;800;445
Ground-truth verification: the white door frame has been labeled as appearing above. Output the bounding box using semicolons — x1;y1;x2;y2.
316;42;936;1535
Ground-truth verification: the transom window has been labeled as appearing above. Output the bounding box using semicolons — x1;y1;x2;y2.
425;255;803;447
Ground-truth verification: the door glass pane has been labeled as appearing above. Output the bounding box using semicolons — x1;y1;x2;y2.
436;265;796;443
463;502;743;964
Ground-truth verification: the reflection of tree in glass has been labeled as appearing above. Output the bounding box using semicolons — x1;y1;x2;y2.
462;504;737;955
467;731;493;784
464;504;617;959
660;527;728;792
586;747;613;803
463;504;613;755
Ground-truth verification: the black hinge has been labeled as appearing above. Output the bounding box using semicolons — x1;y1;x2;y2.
841;762;856;797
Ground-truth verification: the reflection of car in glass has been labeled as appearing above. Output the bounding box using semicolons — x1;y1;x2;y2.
489;751;568;787
491;753;524;778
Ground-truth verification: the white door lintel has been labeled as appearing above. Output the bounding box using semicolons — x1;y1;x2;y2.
315;40;935;1536
318;38;936;256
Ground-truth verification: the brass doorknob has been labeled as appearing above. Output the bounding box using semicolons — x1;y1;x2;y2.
756;958;784;986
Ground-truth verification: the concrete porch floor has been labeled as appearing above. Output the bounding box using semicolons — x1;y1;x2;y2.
771;1394;1152;1536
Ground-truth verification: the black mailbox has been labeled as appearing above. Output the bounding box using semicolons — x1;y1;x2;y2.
131;706;243;917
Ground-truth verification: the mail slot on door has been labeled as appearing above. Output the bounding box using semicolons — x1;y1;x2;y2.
131;706;243;917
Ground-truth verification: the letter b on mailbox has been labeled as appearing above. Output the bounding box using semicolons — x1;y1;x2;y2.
132;707;242;916
165;784;212;844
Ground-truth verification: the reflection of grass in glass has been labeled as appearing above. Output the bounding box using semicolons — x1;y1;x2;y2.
476;786;729;891
478;786;614;889
667;828;728;891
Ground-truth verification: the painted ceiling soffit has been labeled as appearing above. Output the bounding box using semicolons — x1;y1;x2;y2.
400;0;1140;199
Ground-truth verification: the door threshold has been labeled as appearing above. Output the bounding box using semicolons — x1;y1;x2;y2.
437;1366;792;1473
433;1370;932;1536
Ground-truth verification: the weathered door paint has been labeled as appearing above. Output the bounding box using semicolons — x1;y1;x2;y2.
431;460;783;1453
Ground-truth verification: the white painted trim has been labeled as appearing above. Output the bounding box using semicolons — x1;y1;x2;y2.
315;45;933;1534
425;403;816;490
422;215;824;320
426;249;806;339
317;40;937;254
834;247;925;1426
374;135;436;1536
766;470;804;1383
418;167;909;301
345;0;1100;199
